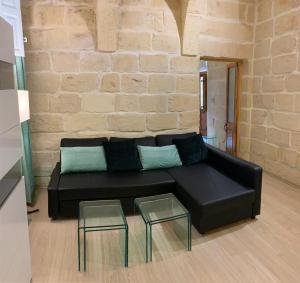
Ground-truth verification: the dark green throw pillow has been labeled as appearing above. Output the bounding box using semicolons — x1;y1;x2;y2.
103;140;142;172
173;134;207;165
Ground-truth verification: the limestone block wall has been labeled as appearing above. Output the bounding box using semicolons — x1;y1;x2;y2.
250;0;300;186
196;0;255;161
197;0;254;59
207;61;227;151
21;0;255;187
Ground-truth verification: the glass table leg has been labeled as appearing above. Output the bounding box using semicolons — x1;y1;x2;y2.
78;228;80;271
144;223;152;263
146;223;149;263
84;229;86;272
125;226;128;267
188;215;192;251
149;224;152;262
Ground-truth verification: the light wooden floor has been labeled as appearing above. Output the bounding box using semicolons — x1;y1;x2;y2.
29;173;300;283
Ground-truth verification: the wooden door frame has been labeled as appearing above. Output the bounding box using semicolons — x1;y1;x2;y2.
199;71;208;135
200;56;242;156
226;62;239;155
199;71;208;111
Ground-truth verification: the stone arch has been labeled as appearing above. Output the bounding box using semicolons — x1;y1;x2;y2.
165;0;200;56
95;0;200;55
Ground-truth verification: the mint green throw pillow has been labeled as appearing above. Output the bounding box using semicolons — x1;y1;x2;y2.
137;145;182;170
60;146;107;174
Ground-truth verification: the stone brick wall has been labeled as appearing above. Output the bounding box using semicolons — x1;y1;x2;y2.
197;0;254;59
196;1;255;162
21;0;255;187
250;0;300;186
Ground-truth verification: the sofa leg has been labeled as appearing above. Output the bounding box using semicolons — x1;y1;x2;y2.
251;204;256;219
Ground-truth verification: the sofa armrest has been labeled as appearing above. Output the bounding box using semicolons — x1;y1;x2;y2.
47;163;61;219
206;144;262;215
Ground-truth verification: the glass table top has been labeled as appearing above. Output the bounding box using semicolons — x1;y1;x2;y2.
134;193;189;224
79;200;127;229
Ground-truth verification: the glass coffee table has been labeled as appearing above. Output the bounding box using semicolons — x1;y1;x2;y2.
134;193;191;262
78;200;128;271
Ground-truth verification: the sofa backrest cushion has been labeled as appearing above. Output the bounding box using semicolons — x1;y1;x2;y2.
103;140;142;172
156;132;197;146
61;137;108;147
110;136;156;146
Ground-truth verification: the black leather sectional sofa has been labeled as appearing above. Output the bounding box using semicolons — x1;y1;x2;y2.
48;133;262;233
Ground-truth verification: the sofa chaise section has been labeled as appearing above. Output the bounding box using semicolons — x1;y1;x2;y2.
158;135;262;233
205;144;262;216
169;163;256;233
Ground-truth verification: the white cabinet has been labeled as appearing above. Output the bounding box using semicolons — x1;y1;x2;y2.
0;90;20;134
0;17;14;63
0;0;24;57
0;11;31;283
0;178;32;283
0;125;22;181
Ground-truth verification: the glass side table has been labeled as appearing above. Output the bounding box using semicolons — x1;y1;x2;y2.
203;136;218;147
78;200;128;271
134;193;191;262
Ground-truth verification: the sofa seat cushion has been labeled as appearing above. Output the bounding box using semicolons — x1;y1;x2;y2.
168;163;255;215
58;170;175;200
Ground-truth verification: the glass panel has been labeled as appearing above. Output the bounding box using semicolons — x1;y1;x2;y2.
79;200;126;229
134;202;148;261
203;136;218;147
228;67;236;123
0;61;14;90
135;193;188;224
172;217;188;249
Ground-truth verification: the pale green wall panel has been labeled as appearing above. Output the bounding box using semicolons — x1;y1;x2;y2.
15;56;35;204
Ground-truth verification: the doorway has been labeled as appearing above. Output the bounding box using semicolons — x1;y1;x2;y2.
199;59;240;155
